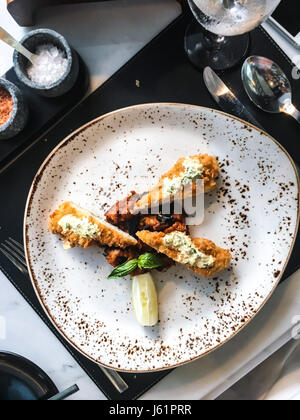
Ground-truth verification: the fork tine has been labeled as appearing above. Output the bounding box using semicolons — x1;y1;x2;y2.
5;239;25;259
8;237;25;253
0;246;28;275
1;243;27;268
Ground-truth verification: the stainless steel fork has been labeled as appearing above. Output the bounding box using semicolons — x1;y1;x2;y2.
0;237;129;394
0;237;28;275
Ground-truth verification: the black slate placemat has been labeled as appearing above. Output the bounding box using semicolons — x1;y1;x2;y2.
0;8;299;400
0;54;89;172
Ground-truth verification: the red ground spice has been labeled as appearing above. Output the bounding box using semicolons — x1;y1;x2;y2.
0;87;13;126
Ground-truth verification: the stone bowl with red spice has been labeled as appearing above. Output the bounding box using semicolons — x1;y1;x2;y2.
0;78;28;141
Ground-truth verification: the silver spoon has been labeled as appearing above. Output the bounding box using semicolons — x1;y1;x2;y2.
0;27;37;64
241;55;300;124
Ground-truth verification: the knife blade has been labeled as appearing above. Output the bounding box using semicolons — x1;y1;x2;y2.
203;66;263;130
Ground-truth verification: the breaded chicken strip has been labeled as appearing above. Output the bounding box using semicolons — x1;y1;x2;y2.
136;230;231;278
135;154;219;211
49;202;137;249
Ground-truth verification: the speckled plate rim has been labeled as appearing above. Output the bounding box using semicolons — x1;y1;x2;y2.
23;102;300;373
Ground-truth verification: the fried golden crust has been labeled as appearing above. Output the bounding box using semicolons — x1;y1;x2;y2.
136;230;231;278
49;202;137;249
135;154;219;210
162;154;219;192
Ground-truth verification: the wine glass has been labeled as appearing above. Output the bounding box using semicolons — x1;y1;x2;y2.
184;0;281;71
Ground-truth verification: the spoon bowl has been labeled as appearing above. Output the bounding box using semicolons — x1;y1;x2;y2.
242;55;300;124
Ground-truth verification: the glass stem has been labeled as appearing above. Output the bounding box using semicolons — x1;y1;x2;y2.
223;0;236;9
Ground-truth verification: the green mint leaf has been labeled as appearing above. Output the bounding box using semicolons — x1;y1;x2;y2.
108;259;138;279
138;253;164;270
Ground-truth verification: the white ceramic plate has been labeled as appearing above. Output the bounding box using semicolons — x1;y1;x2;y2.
24;103;299;372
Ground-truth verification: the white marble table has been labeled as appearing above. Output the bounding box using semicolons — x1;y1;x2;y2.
0;0;299;400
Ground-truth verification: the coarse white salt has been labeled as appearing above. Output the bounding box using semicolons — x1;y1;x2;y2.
27;44;68;86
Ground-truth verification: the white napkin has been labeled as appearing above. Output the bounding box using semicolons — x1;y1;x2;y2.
217;340;300;400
